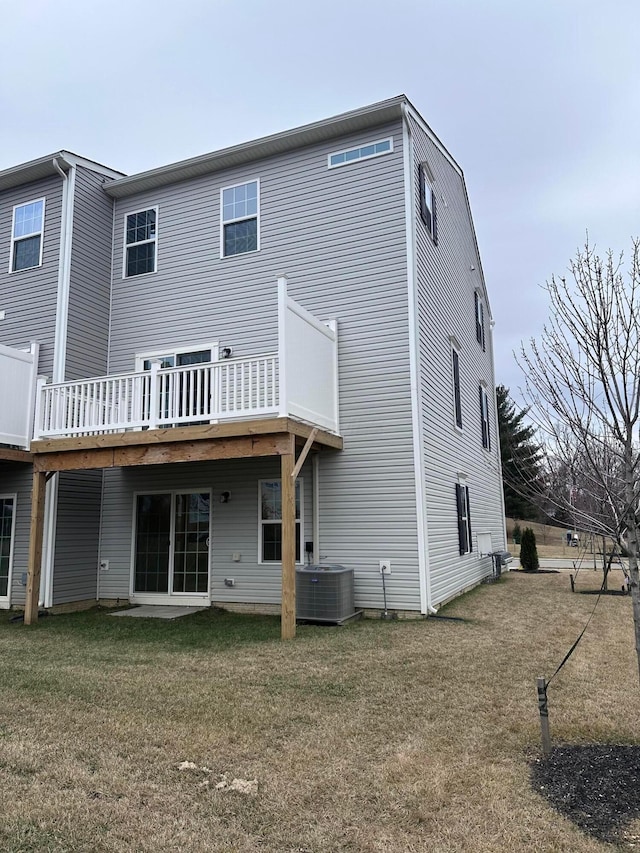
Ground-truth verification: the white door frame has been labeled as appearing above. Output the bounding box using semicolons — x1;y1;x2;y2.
0;493;17;609
129;488;212;607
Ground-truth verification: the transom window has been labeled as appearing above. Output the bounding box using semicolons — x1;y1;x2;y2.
419;164;437;243
124;207;157;277
259;479;303;563
11;199;45;272
328;138;393;168
221;180;259;257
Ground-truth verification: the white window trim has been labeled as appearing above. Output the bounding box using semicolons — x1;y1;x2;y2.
327;137;394;169
134;342;219;371
122;205;158;279
258;478;304;565
0;493;17;607
9;198;45;273
220;178;260;259
129;488;212;604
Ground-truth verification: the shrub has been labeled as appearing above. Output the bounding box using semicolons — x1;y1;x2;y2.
512;522;522;545
520;527;539;571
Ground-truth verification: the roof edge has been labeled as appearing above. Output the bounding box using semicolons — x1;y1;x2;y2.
104;95;409;198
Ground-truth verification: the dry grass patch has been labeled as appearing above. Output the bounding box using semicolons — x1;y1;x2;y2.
1;577;638;851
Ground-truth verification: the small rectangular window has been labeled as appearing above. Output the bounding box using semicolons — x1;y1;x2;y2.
11;199;45;272
452;348;462;429
221;180;259;257
259;479;302;563
124;208;157;277
419;165;437;243
474;292;485;350
479;386;491;450
455;483;473;555
328;138;393;168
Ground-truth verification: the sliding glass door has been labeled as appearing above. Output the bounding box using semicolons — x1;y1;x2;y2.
134;491;210;598
0;496;15;603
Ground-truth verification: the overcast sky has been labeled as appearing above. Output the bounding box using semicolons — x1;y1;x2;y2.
1;0;639;398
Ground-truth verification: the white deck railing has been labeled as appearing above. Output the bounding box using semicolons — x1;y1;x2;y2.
37;355;280;437
34;278;339;440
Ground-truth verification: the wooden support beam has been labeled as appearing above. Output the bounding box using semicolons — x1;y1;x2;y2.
291;428;318;480
0;448;32;463
281;435;296;640
24;469;47;625
34;434;293;473
30;418;343;455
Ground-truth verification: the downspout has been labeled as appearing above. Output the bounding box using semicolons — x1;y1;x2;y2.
40;156;76;608
401;104;437;615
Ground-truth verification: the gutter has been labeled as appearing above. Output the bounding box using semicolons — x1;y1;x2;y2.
401;104;437;616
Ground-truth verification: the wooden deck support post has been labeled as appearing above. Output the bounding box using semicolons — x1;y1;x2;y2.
281;435;296;640
24;469;47;625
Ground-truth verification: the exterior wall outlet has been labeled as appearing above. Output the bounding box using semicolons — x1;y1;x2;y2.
379;560;391;574
99;559;109;572
232;552;241;562
224;577;235;587
0;310;5;321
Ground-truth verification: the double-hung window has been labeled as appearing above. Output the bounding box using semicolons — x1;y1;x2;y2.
259;479;302;563
221;180;259;257
452;346;462;429
455;482;472;555
479;385;491;450
474;291;485;350
124;208;157;277
11;199;45;272
419;164;437;243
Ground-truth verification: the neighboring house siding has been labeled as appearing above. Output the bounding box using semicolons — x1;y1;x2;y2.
0;175;63;378
98;457;314;604
103;121;421;612
409;114;505;606
65;167;114;379
52;471;101;605
0;463;32;606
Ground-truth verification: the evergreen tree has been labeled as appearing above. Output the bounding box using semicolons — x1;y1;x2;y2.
520;527;540;572
496;385;543;520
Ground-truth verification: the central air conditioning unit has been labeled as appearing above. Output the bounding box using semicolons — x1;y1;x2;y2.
296;564;357;624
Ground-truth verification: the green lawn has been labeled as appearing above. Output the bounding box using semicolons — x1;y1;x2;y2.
0;571;637;852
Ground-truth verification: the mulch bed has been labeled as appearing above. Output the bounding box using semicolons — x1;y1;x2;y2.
531;744;640;845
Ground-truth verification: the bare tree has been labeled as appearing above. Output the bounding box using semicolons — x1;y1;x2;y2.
519;239;640;681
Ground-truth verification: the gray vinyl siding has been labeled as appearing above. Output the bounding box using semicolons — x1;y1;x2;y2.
52;471;101;604
65;167;114;379
103;120;421;612
0;175;63;378
98;458;314;604
409;115;506;606
0;463;33;606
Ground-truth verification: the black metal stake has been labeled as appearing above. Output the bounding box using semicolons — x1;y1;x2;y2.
537;677;552;755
